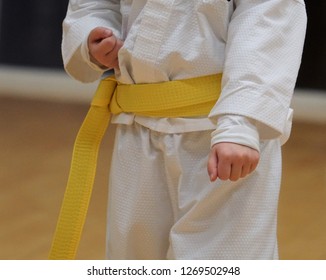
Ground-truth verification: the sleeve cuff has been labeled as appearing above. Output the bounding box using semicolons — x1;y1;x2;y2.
211;115;260;152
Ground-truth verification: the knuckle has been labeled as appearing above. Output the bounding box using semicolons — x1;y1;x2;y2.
219;150;233;162
219;175;229;181
218;170;229;181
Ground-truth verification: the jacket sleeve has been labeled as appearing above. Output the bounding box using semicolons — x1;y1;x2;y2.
209;0;307;140
62;0;121;82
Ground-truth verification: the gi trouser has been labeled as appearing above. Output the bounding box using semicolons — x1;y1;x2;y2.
106;122;281;260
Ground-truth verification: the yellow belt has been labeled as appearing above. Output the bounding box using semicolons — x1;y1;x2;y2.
49;73;222;259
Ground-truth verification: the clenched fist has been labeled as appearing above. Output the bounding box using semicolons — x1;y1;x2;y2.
207;142;260;182
88;27;123;69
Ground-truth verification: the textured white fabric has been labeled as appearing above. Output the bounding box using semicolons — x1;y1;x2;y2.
62;0;307;259
107;123;280;260
211;115;260;151
62;0;307;146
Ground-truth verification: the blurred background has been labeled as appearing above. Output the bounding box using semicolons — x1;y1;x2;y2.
0;1;325;260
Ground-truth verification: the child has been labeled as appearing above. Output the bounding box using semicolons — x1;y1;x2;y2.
62;0;307;259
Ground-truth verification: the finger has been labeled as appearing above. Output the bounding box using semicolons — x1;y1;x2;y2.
217;158;231;181
112;40;124;69
92;36;117;57
229;163;243;181
249;162;258;174
241;152;259;177
91;37;119;68
103;38;123;68
249;154;260;174
207;150;219;182
240;164;251;178
89;27;112;44
102;36;118;55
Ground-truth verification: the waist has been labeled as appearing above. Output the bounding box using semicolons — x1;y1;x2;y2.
111;113;217;133
93;73;223;118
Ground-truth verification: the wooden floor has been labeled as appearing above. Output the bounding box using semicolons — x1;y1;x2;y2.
0;96;325;260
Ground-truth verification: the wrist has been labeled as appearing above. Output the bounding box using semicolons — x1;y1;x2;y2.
211;115;260;152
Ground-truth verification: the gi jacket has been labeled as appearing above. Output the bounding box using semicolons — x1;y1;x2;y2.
62;0;307;149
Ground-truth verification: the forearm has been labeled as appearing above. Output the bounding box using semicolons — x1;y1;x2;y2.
62;0;122;82
209;0;307;140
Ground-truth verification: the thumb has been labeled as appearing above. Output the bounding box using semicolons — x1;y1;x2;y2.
207;149;219;182
89;27;113;43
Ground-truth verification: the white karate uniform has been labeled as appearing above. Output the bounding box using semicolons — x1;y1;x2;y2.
62;0;307;259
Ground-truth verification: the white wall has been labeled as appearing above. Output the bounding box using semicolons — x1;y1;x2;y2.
0;65;97;103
